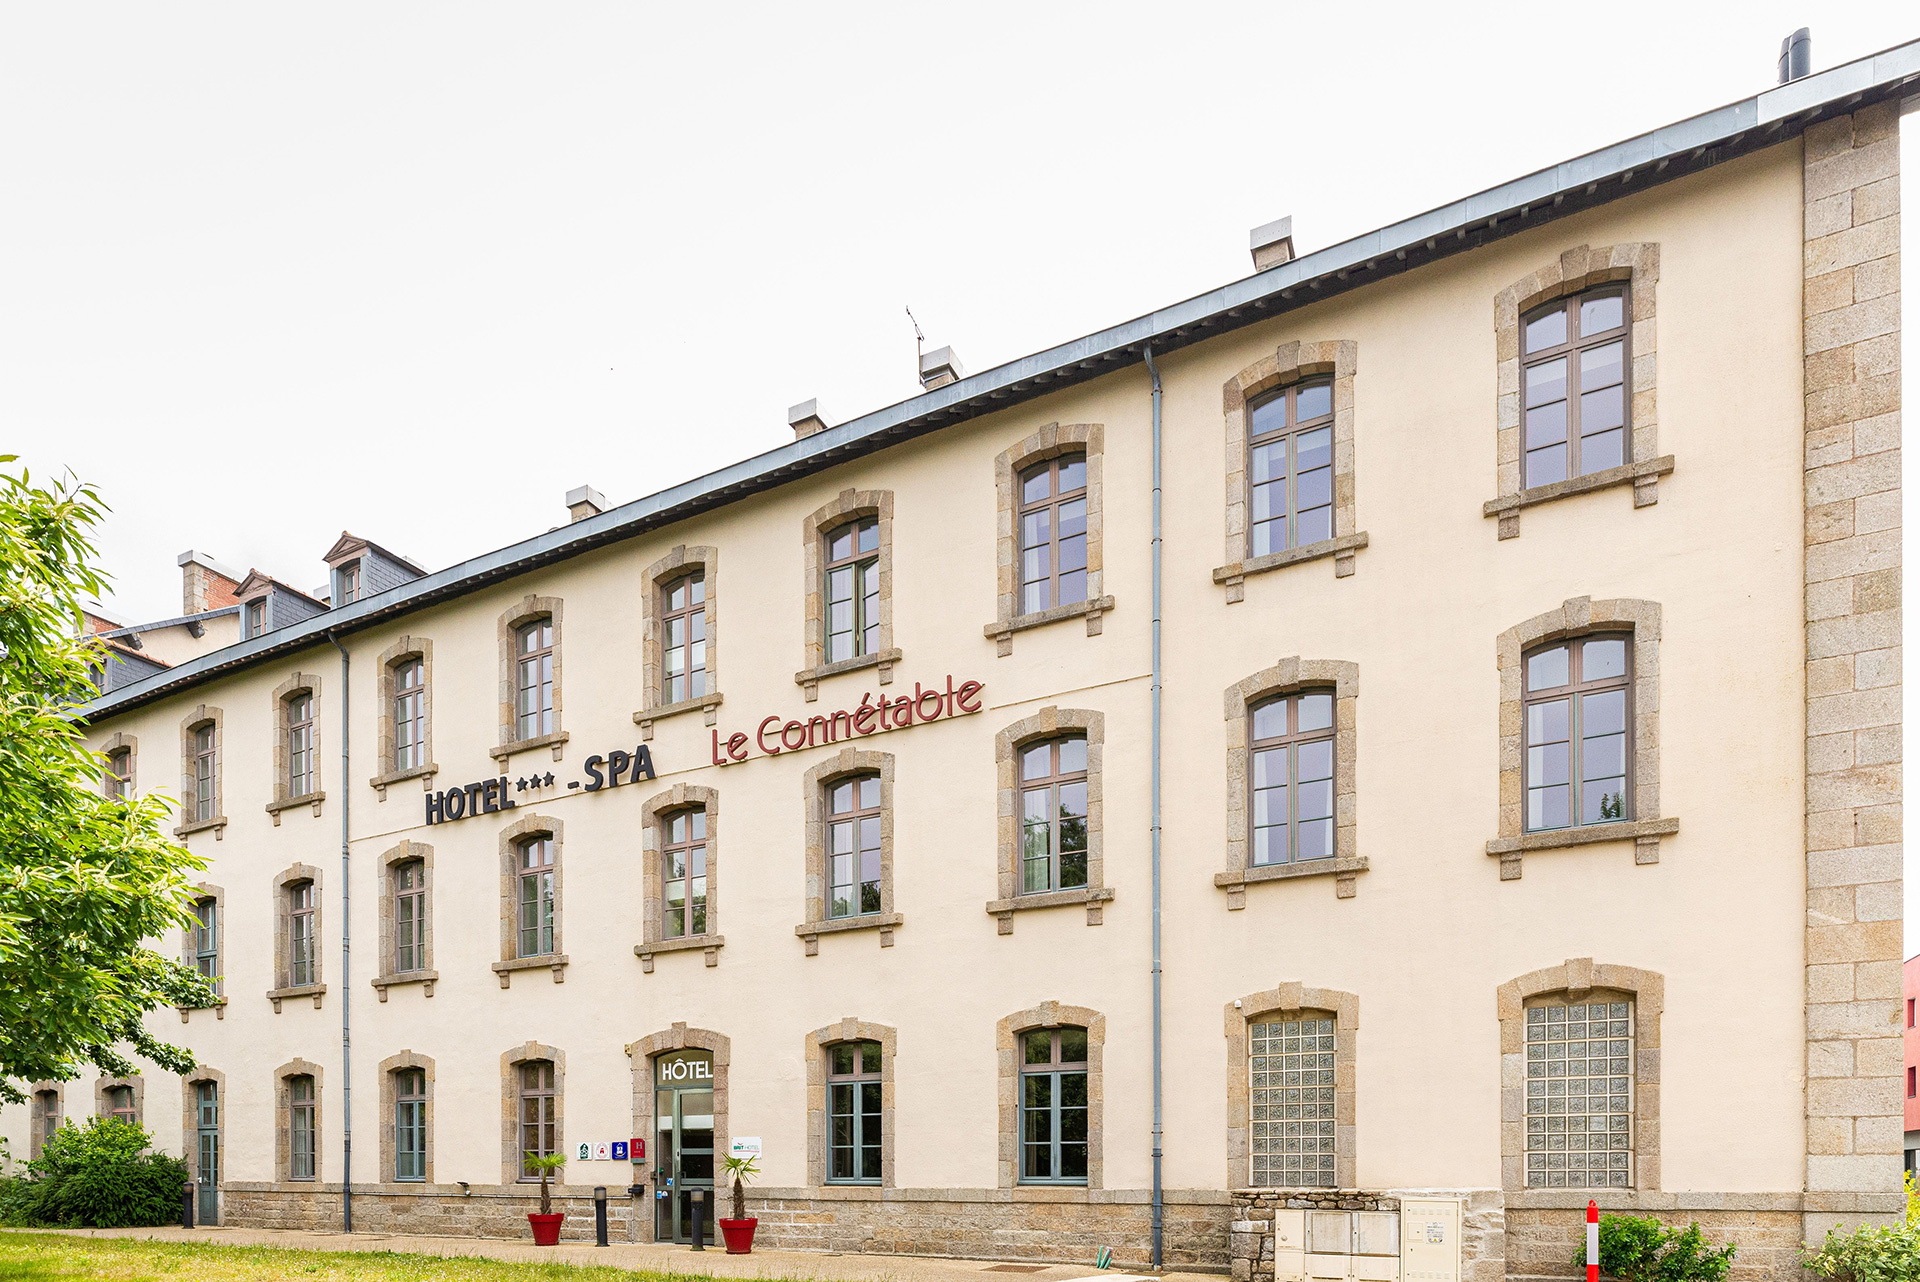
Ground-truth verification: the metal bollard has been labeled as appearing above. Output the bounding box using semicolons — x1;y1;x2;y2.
594;1186;608;1247
182;1184;195;1229
689;1189;705;1250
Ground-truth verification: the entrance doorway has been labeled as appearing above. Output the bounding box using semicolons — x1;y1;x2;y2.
194;1080;219;1225
653;1050;714;1244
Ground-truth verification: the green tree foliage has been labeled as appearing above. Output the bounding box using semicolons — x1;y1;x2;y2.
1572;1214;1737;1282
0;1117;188;1227
0;458;215;1102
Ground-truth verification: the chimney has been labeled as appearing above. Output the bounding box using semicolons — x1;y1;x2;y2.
918;346;966;391
1250;216;1294;272
1778;28;1811;83
566;486;607;523
177;550;243;616
788;399;830;440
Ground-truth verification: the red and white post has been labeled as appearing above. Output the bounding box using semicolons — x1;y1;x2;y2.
1585;1200;1599;1282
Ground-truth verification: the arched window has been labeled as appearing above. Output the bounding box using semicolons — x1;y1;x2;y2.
662;808;708;940
1522;634;1630;831
1018;454;1088;613
285;693;314;796
190;724;216;823
1249;690;1336;866
517;836;556;958
395;1068;427;1182
515;619;555;739
661;574;707;704
288;1075;316;1181
1520;287;1628;487
825;520;880;663
1248;379;1334;556
394;860;427;973
288;881;316;986
826;774;882;919
826;1040;882;1184
1249;1013;1336;1187
105;1085;136;1125
392;658;425;770
518;1060;557;1179
1019;1026;1088;1185
1019;736;1088;894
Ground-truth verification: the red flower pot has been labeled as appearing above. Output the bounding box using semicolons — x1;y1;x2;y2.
719;1217;758;1254
528;1212;564;1246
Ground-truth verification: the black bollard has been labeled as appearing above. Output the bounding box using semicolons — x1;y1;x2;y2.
594;1186;608;1247
182;1184;195;1229
689;1189;705;1250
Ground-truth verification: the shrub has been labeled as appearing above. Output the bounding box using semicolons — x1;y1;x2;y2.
1572;1214;1737;1282
0;1117;187;1228
1801;1178;1920;1282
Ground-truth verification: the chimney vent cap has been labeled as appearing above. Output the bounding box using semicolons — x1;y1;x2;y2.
919;346;966;390
1250;216;1295;271
565;486;607;522
175;549;243;581
1777;27;1811;84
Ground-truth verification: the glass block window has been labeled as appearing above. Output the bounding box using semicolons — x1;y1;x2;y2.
1249;1015;1336;1188
1525;999;1633;1189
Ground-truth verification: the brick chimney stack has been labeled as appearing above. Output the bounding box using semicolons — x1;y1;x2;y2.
177;550;243;616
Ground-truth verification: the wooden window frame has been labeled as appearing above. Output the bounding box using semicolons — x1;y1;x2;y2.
1245;378;1336;560
660;806;709;942
1518;287;1631;490
797;750;900;951
517;1060;558;1181
104;747;131;800
394;858;428;974
107;1085;138;1125
31;1088;62;1158
393;658;425;772
637;546;723;736
514;619;556;742
824;517;881;666
1521;633;1634;836
192;725;216;823
1247;689;1338;869
635;784;723;970
824;1039;884;1185
337;561;360;605
289;881;316;988
986;423;1111;654
825;772;883;922
374;840;437;999
493;596;567;761
515;835;556;959
1017;736;1090;896
288;1074;317;1182
372;637;437;794
244;599;266;639
1016;452;1090;616
286;692;315;797
797;490;897;698
493;816;566;985
380;1051;435;1184
660;572;708;708
395;1066;428;1181
269;862;326;1010
1018;1025;1091;1186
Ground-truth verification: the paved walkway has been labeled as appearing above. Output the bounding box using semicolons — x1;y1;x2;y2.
19;1225;1204;1282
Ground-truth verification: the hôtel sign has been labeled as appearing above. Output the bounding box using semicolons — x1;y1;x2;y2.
425;745;657;825
711;674;984;765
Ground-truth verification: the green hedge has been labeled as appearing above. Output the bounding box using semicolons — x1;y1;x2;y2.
0;1117;187;1228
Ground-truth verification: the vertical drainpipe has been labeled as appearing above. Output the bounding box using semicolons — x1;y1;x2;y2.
1143;345;1165;1269
328;632;353;1233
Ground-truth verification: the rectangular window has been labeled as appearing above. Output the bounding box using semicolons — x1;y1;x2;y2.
827;1041;882;1184
394;861;426;973
662;574;707;704
515;620;555;740
1018;454;1089;613
1524;636;1630;832
193;725;215;823
289;1076;315;1181
393;659;425;771
104;748;130;800
1250;1016;1336;1187
1020;737;1089;894
1249;691;1336;866
827;775;882;919
245;600;266;638
1524;999;1633;1189
338;562;360;605
662;809;708;939
517;837;555;957
35;1091;59;1152
1521;289;1628;488
289;882;315;987
286;693;314;796
107;1086;136;1125
1908;998;1914;1028
195;900;218;982
825;519;879;663
1909;1066;1916;1099
1248;380;1334;557
1019;1027;1088;1184
519;1061;556;1179
395;1068;426;1181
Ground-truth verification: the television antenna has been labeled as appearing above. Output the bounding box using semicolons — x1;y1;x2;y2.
905;306;925;381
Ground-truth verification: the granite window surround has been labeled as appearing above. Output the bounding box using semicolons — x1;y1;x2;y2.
269;864;326;1011
984;424;1113;654
1216;340;1367;601
797;749;900;953
175;704;226;839
178;881;226;1021
1490;597;1672;879
989;707;1111;931
371;636;437;797
624;1024;729;1240
494;814;567;986
95;1075;143;1125
1223;982;1358;1190
373;840;437;1000
380;1050;436;1186
500;1042;564;1185
100;730;137;798
493;595;568;763
797;489;900;700
637;545;724;738
28;1083;63;1158
634;783;723;971
804;1018;897;1188
1498;959;1663;1200
273;1059;324;1184
1487;243;1668;539
267;673;325;824
996;1001;1103;1190
1219;658;1367;903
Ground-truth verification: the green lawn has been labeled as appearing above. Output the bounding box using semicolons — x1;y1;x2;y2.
0;1233;717;1281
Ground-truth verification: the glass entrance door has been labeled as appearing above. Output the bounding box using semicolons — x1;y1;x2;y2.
194;1081;219;1225
653;1075;714;1244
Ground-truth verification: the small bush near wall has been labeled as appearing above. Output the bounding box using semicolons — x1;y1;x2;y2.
1572;1215;1736;1282
1801;1185;1920;1282
0;1119;186;1228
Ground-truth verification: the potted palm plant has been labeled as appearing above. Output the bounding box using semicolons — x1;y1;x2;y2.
524;1151;567;1245
718;1153;760;1254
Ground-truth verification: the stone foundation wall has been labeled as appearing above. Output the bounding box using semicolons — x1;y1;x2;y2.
1504;1206;1804;1282
222;1184;636;1243
1229;1188;1504;1282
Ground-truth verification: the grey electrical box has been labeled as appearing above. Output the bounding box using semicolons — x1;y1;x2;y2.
1399;1198;1464;1282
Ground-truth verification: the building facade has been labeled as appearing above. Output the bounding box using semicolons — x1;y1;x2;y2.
6;44;1913;1281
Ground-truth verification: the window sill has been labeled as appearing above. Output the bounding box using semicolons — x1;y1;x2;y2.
1482;455;1674;539
634;934;725;972
634;693;724;740
173;815;227;840
795;912;903;955
177;998;227;1024
371;969;438;1001
369;763;438;799
267;983;326;1013
795;648;903;701
982;597;1116;657
491;954;569;988
265;791;326;825
1213;533;1369;602
489;731;569;763
986;885;1114;933
1215;856;1369;905
1486;816;1678;879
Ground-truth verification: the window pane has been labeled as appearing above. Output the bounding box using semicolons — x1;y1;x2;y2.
1057;456;1086;493
1580;294;1623;336
1580;428;1624;474
1024;1029;1052;1065
1022;467;1050;504
1252;700;1287;742
1525;308;1567;353
1294;383;1331;421
1021;744;1051;781
1581;340;1624;391
1059;1027;1088;1063
859;776;881;809
1297;692;1333;732
1249;398;1287;439
1583;639;1627;681
1527;646;1569;692
1057;737;1087;775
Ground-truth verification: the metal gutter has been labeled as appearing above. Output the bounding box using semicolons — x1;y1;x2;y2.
1144;346;1165;1269
77;36;1920;724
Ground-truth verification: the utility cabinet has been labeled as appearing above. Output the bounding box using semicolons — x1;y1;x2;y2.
1273;1210;1400;1282
1398;1198;1463;1282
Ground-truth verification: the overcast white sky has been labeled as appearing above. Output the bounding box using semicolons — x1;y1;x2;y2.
3;5;1915;944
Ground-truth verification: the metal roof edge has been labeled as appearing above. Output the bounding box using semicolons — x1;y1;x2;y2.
76;35;1920;724
94;605;241;640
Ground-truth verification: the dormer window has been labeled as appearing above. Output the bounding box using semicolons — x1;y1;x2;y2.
338;562;360;605
245;600;267;639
